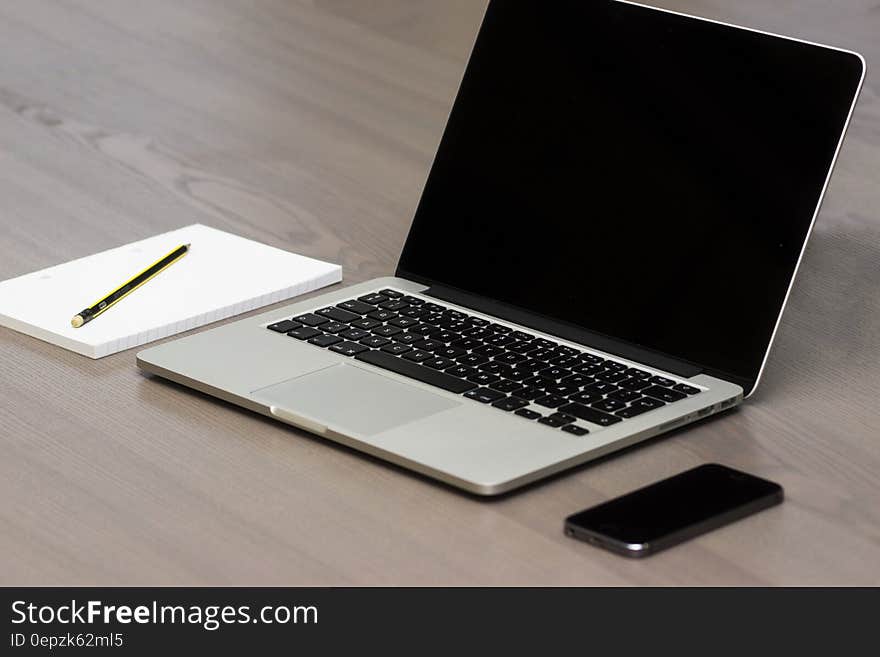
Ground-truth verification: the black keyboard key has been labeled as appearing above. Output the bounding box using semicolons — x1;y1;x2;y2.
424;356;456;370
462;327;493;339
401;295;423;305
518;359;548;372
400;307;428;319
523;375;553;389
360;335;391;348
356;350;476;394
608;389;643;403
372;325;402;337
421;313;444;326
650;375;676;387
409;323;436;336
554;346;579;357
595;370;627;383
568;392;602;405
495;352;527;365
515;408;542;420
619;377;652;391
458;353;490;366
492;396;529;412
267;319;301;333
340;328;371;341
350;317;382;330
485;334;515;347
316;306;361;323
446;365;478;379
535;394;567;409
452;337;482;350
510;331;533;341
468;372;500;386
464;387;506;403
482;363;513;378
532;338;557;349
548;412;576;424
558;403;622;427
549;356;580;369
378;288;403;299
309;334;343;347
367;309;398;321
573;363;605;376
561;373;593;387
422;303;446;313
489;323;512;334
604;362;628;372
358;293;388;305
489;379;524;394
380;299;409;311
545;384;580;397
321;321;348;334
625;367;652;380
592;398;626;412
388;316;419;328
561;424;590;436
529;348;555;361
402;349;432;363
329;341;370;356
508;340;539;354
381;343;412;355
435;346;466;359
578;353;605;365
538;415;568;427
288;326;322;340
505;369;532;382
338;300;376;314
538;366;570;380
673;383;701;395
293;313;328;327
583;382;619;395
642;385;686;403
514;386;546;401
615;397;665;418
474;344;505;357
414;338;443;351
432;331;460;343
393;333;423;345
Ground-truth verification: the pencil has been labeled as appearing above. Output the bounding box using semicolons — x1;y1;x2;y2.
71;243;190;328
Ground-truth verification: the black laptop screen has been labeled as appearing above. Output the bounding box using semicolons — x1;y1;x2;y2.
396;0;862;386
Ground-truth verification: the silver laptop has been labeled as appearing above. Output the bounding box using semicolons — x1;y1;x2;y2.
137;0;864;495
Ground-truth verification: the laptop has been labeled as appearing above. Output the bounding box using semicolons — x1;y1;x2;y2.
137;0;865;495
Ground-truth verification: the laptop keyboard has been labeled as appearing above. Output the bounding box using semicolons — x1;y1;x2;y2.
266;289;703;435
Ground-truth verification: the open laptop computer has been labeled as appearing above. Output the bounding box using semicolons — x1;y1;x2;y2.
137;0;865;495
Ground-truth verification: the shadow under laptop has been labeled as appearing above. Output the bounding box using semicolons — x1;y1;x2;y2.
136;369;742;502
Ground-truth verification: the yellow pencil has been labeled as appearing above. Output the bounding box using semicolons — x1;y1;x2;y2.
71;243;190;328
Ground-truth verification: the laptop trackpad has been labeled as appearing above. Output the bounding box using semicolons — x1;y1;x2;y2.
252;363;461;435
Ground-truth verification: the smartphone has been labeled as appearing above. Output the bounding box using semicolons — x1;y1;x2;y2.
564;463;783;558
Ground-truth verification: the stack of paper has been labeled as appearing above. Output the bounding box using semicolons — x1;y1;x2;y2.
0;224;342;358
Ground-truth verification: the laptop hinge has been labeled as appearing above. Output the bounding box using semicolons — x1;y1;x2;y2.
422;283;703;378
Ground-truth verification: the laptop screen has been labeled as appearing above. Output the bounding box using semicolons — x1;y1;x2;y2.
396;0;863;388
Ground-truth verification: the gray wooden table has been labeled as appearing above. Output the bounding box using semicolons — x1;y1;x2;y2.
1;0;878;585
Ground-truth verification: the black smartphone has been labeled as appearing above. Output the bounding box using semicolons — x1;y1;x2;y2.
564;463;783;558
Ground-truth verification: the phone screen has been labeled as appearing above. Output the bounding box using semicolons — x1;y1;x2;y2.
565;464;783;555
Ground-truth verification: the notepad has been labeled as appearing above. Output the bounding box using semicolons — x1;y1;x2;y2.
0;224;342;358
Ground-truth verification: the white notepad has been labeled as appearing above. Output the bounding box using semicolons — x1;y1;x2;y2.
0;224;342;358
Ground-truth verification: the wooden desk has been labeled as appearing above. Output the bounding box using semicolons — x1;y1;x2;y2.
1;0;878;585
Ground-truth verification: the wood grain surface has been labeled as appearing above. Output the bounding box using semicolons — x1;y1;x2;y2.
1;0;878;585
